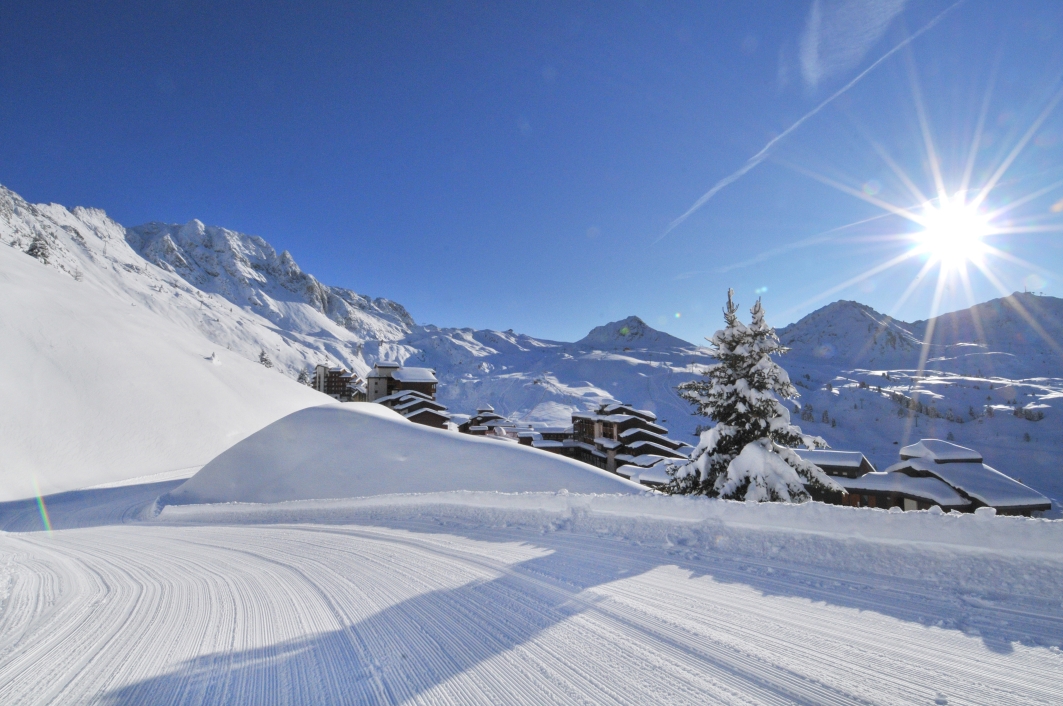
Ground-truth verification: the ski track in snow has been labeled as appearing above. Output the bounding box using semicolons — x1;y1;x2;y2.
1;483;1062;704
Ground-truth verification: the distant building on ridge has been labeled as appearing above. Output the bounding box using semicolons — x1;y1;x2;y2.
367;361;439;401
314;364;366;402
368;361;450;429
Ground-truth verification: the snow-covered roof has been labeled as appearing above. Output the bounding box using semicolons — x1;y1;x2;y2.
476;404;495;413
392;367;437;383
594;437;623;450
573;412;637;423
467;412;504;423
616;457;672;485
403;407;450;420
373;361;401;369
601;403;657;420
837;473;970;508
392;397;446;412
619;453;674;469
899;439;982;463
792;449;871;469
888;458;1050;510
627;440;688;457
375;389;433;405
572;411;668;433
618;426;668;440
531;439;564;449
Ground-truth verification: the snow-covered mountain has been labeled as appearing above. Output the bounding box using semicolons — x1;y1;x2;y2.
0;184;714;441
3;183;1061;505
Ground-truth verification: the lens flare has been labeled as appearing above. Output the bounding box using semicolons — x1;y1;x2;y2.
32;476;53;533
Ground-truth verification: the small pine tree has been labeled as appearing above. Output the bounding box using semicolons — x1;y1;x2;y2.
297;367;311;385
258;349;273;368
666;290;842;503
26;234;50;264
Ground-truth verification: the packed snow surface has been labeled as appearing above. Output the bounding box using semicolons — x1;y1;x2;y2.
1;485;1061;704
0;242;325;502
163;403;644;505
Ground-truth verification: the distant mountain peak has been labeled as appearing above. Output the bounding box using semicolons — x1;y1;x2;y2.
777;300;921;364
576;315;693;350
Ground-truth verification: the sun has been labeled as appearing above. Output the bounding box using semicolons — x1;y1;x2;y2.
913;194;991;270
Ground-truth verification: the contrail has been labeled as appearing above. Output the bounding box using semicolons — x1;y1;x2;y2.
654;0;964;245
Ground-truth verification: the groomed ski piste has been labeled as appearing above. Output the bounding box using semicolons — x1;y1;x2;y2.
2;404;1062;704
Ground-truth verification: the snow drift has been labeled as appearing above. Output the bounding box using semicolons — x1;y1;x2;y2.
0;243;327;502
162;403;645;505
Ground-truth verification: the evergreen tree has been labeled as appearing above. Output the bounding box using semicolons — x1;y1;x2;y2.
297;367;312;386
26;234;50;264
666;289;843;502
258;349;273;368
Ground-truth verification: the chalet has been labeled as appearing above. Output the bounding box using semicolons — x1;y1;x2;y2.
458;405;507;435
536;402;691;474
314;364;366;402
374;389;451;429
367;361;439;401
367;361;450;428
823;439;1051;515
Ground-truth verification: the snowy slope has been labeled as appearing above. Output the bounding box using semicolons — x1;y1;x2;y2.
163;403;643;505
1;484;1061;703
0;243;326;502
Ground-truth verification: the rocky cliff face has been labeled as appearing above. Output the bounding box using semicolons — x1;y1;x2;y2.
127;220;414;341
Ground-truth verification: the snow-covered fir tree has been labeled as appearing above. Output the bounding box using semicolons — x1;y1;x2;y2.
297;367;312;386
666;290;843;503
258;349;273;368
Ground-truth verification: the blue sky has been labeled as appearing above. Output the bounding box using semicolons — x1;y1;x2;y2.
3;1;1063;342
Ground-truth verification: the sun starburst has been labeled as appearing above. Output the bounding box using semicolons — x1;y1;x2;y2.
912;194;991;271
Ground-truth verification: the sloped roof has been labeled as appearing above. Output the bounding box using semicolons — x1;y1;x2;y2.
392;367;437;383
600;403;657;420
899;439;982;463
793;449;872;469
837;472;970;508
888;458;1050;510
375;389;433;405
393;397;447;413
403;407;450;420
